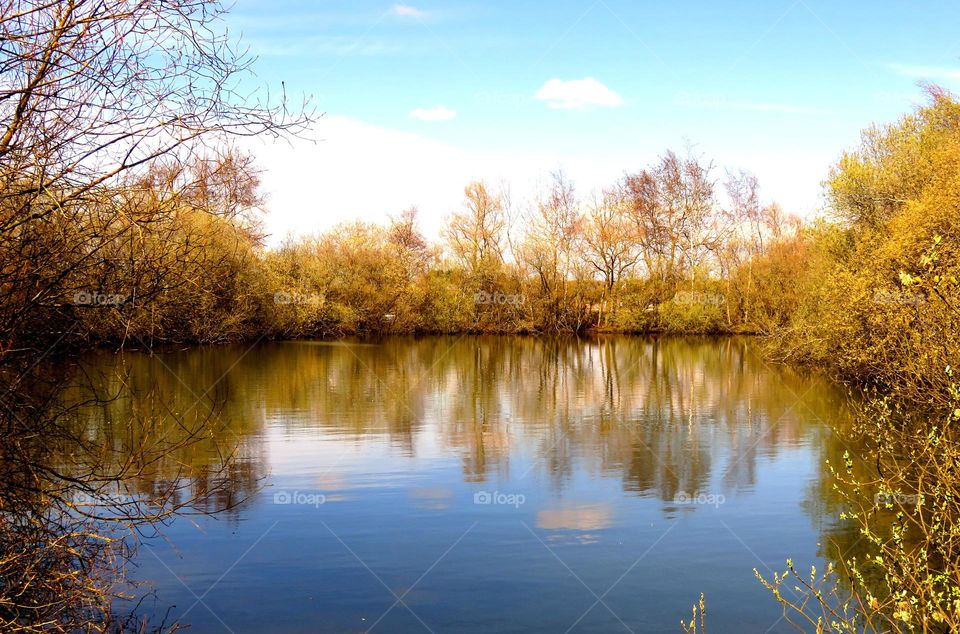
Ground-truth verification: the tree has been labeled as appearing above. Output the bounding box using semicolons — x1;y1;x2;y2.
777;86;960;405
0;0;306;201
389;207;432;278
620;150;718;285
517;172;587;331
653;150;718;278
620;169;669;281
724;169;762;254
0;0;309;355
444;181;508;281
583;187;642;326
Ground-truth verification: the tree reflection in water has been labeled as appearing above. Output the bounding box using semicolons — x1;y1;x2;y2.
11;335;862;631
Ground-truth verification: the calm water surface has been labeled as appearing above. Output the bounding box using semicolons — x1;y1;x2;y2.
76;336;858;633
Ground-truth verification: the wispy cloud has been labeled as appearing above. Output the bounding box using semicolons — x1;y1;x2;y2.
247;35;408;57
409;106;457;121
534;77;623;110
673;92;827;115
736;102;826;115
390;4;428;18
890;63;960;82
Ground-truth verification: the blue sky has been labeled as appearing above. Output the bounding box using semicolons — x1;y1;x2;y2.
228;0;960;242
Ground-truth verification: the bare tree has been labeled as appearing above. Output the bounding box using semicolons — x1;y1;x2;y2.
0;0;307;202
0;366;256;632
0;0;310;355
517;171;587;331
725;169;763;254
583;187;642;326
653;150;717;278
620;151;718;286
443;181;508;280
621;169;668;280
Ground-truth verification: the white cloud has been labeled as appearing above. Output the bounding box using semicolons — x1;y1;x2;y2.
408;106;457;121
738;102;826;115
674;92;827;115
248;36;404;57
390;4;427;18
243;116;630;247
534;77;624;110
244;119;824;249
890;63;960;82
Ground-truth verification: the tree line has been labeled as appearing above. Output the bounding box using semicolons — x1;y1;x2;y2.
0;0;806;357
1;146;808;355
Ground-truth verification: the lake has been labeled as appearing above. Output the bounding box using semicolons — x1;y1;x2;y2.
71;335;858;632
